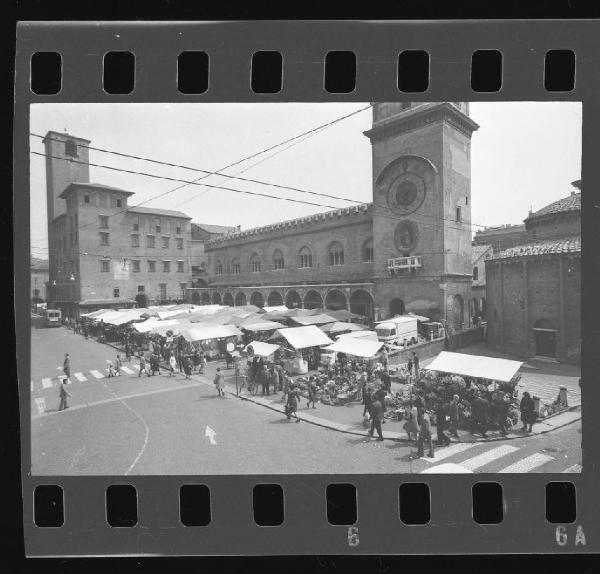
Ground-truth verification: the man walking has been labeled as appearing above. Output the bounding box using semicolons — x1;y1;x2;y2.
448;394;460;439
306;377;317;409
115;354;122;376
62;353;71;382
58;378;71;411
367;394;385;441
380;370;391;394
470;392;490;438
417;409;435;458
261;365;270;396
138;354;147;377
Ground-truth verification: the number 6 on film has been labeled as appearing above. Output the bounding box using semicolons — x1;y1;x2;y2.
347;526;360;547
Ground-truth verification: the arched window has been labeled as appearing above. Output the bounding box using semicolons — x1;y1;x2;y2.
473;266;479;280
298;246;313;268
250;253;261;273
65;139;77;157
231;258;241;275
328;241;344;266
362;238;374;262
215;260;223;275
273;249;285;270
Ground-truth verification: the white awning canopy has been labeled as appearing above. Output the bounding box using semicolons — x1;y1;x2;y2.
425;351;523;383
324;338;384;358
268;325;333;349
244;341;281;357
261;305;288;313
336;330;379;342
290;313;337;326
105;309;148;325
181;324;242;342
320;321;366;334
242;321;285;332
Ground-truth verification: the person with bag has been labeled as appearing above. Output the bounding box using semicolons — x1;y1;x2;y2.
285;384;301;422
367;395;384;441
138;354;147;378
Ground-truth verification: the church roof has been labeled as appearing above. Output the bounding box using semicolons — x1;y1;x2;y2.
526;192;581;221
491;237;581;260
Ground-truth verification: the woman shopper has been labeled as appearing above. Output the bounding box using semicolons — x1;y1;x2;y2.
403;403;420;442
183;356;192;380
520;391;536;433
214;368;225;397
169;353;177;377
306;377;317;409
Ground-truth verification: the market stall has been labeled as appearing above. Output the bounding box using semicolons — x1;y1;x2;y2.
268;325;333;373
181;324;243;360
289;313;337;327
320;321;367;336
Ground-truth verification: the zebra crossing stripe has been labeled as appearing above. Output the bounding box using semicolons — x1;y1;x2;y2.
41;378;53;389
420;442;479;463
460;445;520;471
121;366;135;375
73;372;87;382
498;453;554;473
562;463;582;473
90;370;104;379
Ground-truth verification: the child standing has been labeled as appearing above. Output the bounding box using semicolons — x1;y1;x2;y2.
169;353;177;377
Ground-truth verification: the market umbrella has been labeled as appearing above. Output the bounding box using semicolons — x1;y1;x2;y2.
320;321;366;334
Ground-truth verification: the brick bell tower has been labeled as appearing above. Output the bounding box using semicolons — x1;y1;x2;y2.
364;102;479;331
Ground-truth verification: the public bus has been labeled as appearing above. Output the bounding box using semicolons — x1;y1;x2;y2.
43;308;62;327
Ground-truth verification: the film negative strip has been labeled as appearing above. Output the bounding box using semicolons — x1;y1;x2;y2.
15;20;598;556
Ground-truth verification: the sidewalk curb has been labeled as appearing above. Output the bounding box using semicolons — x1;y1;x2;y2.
97;333;581;444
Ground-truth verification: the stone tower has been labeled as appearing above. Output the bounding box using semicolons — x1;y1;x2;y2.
364;102;479;330
43;131;91;224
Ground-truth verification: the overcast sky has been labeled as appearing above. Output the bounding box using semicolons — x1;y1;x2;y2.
29;101;581;259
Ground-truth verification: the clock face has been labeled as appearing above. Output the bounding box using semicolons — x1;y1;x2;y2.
387;173;426;215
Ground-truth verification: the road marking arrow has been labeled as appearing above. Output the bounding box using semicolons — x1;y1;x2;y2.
205;425;217;445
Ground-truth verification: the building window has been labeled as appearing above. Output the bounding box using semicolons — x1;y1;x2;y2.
180;282;187;295
99;232;109;246
473;266;479;280
232;259;240;275
114;288;120;298
298;246;313;268
273;249;285;270
116;198;122;208
363;238;374;262
159;283;167;300
132;216;139;231
162;236;170;249
138;285;145;293
65;139;77;157
132;260;140;273
163;261;171;273
465;196;469;205
177;260;184;273
101;260;110;272
148;260;156;273
176;237;183;250
84;194;90;204
216;260;223;275
99;215;109;229
251;254;261;273
176;224;182;234
154;218;161;233
328;241;344;266
456;206;462;223
147;235;155;248
131;234;140;247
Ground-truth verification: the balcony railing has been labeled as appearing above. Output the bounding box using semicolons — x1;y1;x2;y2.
387;256;422;274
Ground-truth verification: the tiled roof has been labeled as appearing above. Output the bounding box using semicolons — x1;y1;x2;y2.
192;223;237;235
528;192;581;219
31;257;49;270
60;182;135;198
127;206;192;220
206;203;373;247
492;237;580;260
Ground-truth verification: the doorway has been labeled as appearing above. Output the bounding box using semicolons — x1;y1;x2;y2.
389;298;405;316
534;329;557;358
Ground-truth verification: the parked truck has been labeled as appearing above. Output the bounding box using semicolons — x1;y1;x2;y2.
374;315;419;346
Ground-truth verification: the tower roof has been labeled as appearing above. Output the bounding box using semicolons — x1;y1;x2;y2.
42;131;91;144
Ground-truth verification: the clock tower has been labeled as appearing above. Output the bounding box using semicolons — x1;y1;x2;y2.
364;102;479;331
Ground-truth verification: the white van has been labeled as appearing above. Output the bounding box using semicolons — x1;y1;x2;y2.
374;315;419;345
